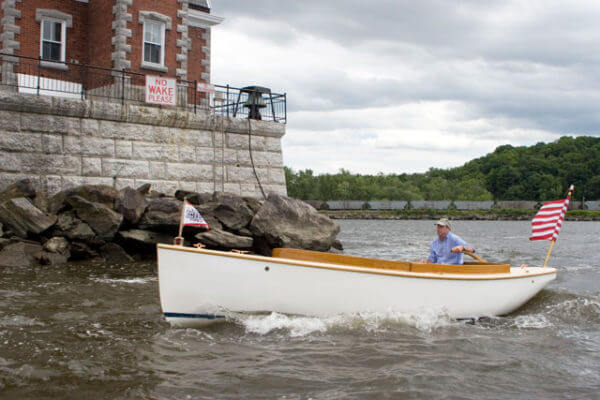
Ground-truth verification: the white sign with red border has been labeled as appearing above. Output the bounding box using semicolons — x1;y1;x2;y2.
145;76;177;106
197;82;215;94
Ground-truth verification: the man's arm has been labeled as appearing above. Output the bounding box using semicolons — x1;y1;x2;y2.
450;234;474;253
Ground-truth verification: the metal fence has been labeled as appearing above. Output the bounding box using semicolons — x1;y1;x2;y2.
318;200;594;210
0;53;286;123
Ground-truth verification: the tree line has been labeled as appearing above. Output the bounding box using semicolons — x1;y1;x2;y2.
285;136;600;201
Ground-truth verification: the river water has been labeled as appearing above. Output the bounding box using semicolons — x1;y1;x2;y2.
1;220;599;399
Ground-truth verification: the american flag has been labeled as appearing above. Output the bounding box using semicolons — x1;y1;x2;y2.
530;185;574;241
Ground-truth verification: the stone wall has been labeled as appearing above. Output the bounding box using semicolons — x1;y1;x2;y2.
0;91;287;197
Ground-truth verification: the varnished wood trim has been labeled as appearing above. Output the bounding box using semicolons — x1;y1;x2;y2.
272;248;510;274
156;244;556;281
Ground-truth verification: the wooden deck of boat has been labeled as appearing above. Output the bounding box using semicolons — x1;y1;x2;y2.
272;248;510;274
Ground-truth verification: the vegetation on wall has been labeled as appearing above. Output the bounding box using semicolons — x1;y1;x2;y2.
285;136;600;201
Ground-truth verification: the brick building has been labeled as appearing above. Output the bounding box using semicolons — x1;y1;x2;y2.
0;0;223;99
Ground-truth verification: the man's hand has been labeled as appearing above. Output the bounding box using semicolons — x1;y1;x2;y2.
451;245;473;253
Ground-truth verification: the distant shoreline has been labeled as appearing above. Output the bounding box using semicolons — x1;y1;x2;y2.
322;209;600;221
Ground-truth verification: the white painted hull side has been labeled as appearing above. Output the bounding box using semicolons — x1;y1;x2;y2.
157;246;557;327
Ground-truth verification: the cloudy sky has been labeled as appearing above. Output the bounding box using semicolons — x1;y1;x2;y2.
210;0;600;174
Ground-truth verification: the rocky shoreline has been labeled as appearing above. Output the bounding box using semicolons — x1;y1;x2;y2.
0;180;341;268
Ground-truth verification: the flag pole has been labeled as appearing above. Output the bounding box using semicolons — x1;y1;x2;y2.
542;240;555;268
541;185;574;268
174;196;186;246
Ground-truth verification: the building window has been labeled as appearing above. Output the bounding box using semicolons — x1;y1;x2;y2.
143;20;165;66
40;19;66;62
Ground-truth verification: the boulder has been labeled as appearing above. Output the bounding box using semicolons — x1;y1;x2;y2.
0;179;37;202
137;197;182;231
0;222;3;237
43;237;70;256
118;229;173;246
243;196;264;214
0;240;43;268
195;228;253;249
69;242;99;260
38;251;69;266
115;187;148;225
33;191;50;213
0;197;57;238
213;194;254;231
48;185;118;214
249;193;340;254
137;183;152;194
67;196;122;240
100;243;134;264
51;211;96;241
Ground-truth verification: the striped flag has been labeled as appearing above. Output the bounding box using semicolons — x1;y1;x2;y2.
530;185;574;241
183;202;209;229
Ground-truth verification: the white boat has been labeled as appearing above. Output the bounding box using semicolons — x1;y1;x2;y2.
157;244;557;327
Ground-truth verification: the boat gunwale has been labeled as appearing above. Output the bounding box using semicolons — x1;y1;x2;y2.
156;243;557;281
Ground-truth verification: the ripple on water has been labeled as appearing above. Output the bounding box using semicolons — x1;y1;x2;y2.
0;315;44;327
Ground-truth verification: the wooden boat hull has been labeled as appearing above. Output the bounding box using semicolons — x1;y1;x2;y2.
157;244;557;327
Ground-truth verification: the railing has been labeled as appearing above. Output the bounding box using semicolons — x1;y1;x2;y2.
0;52;286;123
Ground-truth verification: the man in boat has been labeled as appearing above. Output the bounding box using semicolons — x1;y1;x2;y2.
421;218;475;265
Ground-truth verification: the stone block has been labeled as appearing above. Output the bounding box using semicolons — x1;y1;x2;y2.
0;110;20;131
178;181;196;192
270;168;286;184
21;114;80;134
196;147;214;163
102;158;149;179
21;154;81;175
0;173;42;193
197;181;215;193
227;133;247;149
166;163;212;181
81;118;99;136
41;134;63;153
265;137;282;152
149;161;166;179
179;145;195;162
240;183;259;197
82;158;102;176
115;140;133;158
226;166;255;182
98;120;154;141
64;136;115;157
132;142;178;161
0;131;42;152
182;129;212;147
223;182;241;195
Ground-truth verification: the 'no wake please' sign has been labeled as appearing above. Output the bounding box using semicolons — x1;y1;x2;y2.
145;76;177;106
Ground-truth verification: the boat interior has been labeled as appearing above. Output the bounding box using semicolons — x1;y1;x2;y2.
271;248;511;274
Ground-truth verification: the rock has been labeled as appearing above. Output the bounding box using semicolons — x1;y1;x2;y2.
38;251;69;266
137;197;182;232
0;240;43;267
0;179;37;202
249;193;340;254
67;196;122;240
33;191;50;213
48;185;118;214
100;243;134;264
332;239;344;251
0;197;57;238
195;228;253;249
0;222;3;237
70;242;99;260
213;194;254;231
0;237;11;250
51;211;96;241
43;237;70;256
137;183;152;194
115;187;148;225
243;196;263;214
118;229;173;246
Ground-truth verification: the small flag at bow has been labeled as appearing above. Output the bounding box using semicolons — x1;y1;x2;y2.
530;185;574;242
183;202;209;229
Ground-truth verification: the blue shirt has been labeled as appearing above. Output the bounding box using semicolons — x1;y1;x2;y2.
428;232;472;265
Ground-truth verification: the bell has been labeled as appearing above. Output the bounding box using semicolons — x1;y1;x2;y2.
242;86;269;120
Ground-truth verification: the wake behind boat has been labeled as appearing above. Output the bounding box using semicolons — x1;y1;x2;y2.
157;244;557;327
